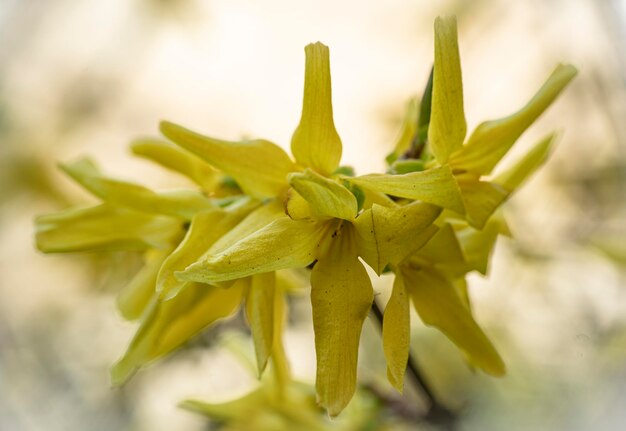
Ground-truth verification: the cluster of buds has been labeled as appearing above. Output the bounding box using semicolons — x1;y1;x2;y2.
35;16;575;422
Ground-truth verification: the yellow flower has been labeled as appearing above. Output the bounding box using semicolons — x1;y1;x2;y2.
34;15;578;420
343;16;577;394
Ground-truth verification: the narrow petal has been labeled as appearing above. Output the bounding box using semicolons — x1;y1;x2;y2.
354;202;440;274
311;224;374;417
361;187;397;210
402;266;505;376
457;179;509;229
157;203;256;300
428;16;467;164
455;220;501;275
346;165;465;214
181;388;267;423
270;283;291;391
383;276;410;392
288;169;357;220
245;272;276;376
117;248;170;320
414;222;465;268
178;217;329;284
209;200;285;254
160;121;296;199
494;133;556;191
60;158;213;220
291;42;342;174
450;64;577;175
111;281;244;385
130;138;218;190
35;204;182;253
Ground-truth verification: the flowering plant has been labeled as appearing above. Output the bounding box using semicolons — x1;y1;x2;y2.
35;15;576;428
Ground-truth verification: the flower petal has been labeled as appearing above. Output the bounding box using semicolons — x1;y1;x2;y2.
117;248;171;321
111;281;244;385
270;283;291;392
288;169;357;220
60;158;213;220
35;204;182;253
494;133;556;191
245;272;276;376
346;165;465;214
178;217;329;284
455;219;501;275
209;200;285;254
457;179;509;229
450;64;577;175
160;121;296;199
291;42;342;174
383;276;410;393
284;188;316;220
181;388;267;423
157;203;257;300
402;266;505;376
310;224;374;417
428;16;467;164
414;222;465;268
130;138;218;191
354;202;440;274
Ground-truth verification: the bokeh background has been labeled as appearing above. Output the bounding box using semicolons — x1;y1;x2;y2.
1;0;625;430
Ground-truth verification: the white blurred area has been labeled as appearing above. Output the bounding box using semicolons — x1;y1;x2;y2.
1;0;625;430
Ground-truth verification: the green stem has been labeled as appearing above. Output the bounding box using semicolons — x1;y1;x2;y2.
271;292;291;399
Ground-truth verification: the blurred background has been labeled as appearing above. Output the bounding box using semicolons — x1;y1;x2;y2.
1;0;625;429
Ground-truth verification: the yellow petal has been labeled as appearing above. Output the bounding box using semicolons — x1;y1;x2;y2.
60;158;213;220
402;266;505;376
288;169;357;220
155;280;245;358
383;276;410;392
414;222;464;268
160;121;296;199
346;165;465;214
210;200;285;254
354;202;440;274
178;217;329;284
291;42;342;174
35;204;182;253
310;224;374;417
270;284;291;392
245;272;276;376
111;281;244;385
181;388;267;423
450;64;577;175
361;187;398;210
157;203;257;300
457;179;509;229
428;16;467;164
130;138;218;191
455;220;501;275
117;248;171;321
494;133;556;191
284;188;316;220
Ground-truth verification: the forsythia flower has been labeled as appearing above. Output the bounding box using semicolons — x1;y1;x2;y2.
34;15;576;419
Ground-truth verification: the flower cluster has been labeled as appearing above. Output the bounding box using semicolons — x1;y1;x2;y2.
35;16;576;419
